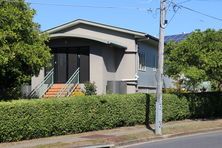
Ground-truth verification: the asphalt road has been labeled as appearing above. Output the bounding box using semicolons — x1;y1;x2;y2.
126;131;222;148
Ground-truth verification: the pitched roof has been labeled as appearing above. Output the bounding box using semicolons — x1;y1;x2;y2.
46;19;145;36
165;33;191;43
45;19;159;41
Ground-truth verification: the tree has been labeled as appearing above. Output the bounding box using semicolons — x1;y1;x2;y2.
165;29;222;91
0;0;51;99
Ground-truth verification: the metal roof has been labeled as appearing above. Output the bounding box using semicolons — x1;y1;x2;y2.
165;33;191;43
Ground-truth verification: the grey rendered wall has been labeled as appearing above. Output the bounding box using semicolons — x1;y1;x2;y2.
31;69;44;90
50;24;138;94
91;43;135;94
47;37;136;94
56;24;136;52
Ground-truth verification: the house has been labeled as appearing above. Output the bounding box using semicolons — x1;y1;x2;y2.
165;33;190;43
28;19;173;98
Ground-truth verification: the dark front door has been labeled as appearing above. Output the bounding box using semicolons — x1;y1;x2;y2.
80;53;89;83
54;53;67;83
68;54;78;79
53;48;89;83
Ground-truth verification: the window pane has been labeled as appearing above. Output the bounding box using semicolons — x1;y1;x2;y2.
139;52;146;71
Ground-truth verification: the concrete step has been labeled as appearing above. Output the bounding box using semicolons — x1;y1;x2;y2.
43;83;79;98
50;85;66;89
46;91;67;95
43;94;56;98
47;88;63;92
43;83;67;98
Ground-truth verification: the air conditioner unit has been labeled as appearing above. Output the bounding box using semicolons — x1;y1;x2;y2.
106;81;127;94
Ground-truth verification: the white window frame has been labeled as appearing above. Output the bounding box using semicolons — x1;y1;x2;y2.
153;54;157;71
138;51;146;71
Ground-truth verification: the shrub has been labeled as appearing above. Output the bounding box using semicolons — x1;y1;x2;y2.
84;82;97;95
178;92;222;118
0;94;148;142
163;88;188;93
162;94;190;121
147;94;190;123
0;92;221;142
73;91;85;97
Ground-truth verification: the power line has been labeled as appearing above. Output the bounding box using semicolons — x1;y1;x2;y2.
165;1;181;28
178;5;222;22
177;0;191;5
169;1;222;22
166;4;181;27
165;0;222;28
25;1;222;23
27;2;153;13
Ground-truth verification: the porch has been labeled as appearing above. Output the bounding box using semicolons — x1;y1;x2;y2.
29;35;128;98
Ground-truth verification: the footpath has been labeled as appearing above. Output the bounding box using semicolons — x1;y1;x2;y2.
1;119;222;148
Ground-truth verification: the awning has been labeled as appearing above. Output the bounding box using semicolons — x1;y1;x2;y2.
49;33;127;49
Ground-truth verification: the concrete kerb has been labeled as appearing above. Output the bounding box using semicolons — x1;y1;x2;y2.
82;144;115;148
116;127;222;147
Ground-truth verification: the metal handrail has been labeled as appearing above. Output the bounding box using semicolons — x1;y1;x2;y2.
57;68;80;97
67;73;80;97
29;68;54;98
57;68;79;97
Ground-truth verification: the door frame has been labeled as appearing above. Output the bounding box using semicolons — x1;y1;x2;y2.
51;46;90;83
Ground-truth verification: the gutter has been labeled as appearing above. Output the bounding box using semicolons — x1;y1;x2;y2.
136;34;159;43
121;79;138;86
121;79;137;82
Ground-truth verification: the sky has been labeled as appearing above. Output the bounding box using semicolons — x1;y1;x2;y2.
26;0;222;37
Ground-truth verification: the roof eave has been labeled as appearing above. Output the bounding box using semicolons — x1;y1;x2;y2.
49;33;127;49
45;19;147;37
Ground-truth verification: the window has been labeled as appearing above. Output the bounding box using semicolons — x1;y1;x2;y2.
153;54;158;71
139;51;146;71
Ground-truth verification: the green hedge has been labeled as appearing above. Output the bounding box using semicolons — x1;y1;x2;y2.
178;92;222;118
0;94;148;142
0;92;221;142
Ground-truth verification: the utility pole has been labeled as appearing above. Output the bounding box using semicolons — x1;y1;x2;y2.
155;0;167;135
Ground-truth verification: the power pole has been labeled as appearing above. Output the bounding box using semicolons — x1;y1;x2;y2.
155;0;167;135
